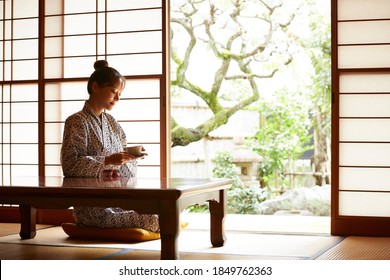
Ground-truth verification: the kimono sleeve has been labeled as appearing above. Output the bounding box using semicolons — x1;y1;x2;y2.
61;115;105;177
115;119;138;177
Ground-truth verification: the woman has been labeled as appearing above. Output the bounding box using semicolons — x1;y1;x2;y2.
60;60;159;232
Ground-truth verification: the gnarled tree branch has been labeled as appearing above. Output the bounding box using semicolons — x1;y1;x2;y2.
171;0;297;147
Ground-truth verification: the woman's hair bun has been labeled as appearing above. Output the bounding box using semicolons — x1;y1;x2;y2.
87;60;125;95
94;60;109;71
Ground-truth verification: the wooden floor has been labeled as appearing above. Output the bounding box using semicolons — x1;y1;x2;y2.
0;214;389;260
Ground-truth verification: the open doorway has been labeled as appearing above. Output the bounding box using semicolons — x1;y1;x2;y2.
170;0;331;235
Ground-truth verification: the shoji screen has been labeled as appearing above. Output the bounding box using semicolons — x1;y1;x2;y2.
0;0;168;179
0;0;40;178
0;0;169;223
43;0;167;178
333;0;390;235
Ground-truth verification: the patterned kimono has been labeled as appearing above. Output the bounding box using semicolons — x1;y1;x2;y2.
61;101;159;232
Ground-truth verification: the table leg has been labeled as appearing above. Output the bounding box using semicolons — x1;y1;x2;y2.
209;189;227;247
159;200;180;260
19;205;37;239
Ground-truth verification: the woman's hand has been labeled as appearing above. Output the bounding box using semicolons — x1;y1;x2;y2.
139;146;148;159
104;152;135;166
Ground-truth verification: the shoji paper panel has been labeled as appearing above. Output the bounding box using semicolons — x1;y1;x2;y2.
337;0;390;220
339;192;390;217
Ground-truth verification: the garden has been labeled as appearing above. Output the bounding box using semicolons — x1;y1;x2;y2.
170;0;331;216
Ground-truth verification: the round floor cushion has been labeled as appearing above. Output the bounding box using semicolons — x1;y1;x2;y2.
61;223;160;242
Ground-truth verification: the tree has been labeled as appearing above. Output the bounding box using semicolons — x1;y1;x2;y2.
170;0;298;147
250;1;331;190
304;3;331;185
251;88;312;194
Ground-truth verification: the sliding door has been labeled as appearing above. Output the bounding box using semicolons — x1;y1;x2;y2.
0;0;170;224
332;0;390;236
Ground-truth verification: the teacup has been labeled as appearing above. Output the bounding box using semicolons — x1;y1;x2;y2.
126;145;143;157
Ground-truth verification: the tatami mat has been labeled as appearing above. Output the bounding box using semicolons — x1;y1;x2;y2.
0;223;51;237
315;236;390;260
0;224;340;260
0;243;123;260
2;215;389;260
186;213;330;235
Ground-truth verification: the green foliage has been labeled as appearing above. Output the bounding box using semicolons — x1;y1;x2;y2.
227;183;268;214
212;151;243;186
251;88;313;195
214;151;267;214
306;20;332;135
187;150;267;214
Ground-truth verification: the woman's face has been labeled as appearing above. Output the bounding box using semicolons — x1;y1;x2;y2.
92;81;124;111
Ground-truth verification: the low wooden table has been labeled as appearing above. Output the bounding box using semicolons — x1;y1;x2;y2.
0;176;231;260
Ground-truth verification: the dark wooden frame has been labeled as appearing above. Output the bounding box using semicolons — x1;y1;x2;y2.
331;0;390;236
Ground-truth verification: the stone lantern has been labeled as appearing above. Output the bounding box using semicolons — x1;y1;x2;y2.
231;136;262;186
